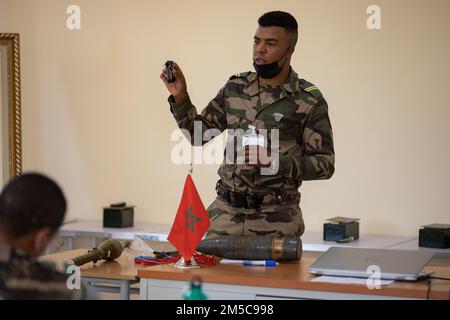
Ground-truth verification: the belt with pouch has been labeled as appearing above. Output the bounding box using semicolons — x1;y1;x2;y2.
215;180;297;209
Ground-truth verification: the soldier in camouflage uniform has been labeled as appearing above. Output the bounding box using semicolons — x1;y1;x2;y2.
161;11;334;239
0;173;82;299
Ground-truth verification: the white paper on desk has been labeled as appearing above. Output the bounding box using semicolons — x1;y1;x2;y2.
310;276;394;286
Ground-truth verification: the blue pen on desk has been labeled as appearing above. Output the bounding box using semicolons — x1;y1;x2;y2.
243;260;278;267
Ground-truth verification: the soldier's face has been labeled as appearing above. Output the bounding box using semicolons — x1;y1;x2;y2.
253;26;292;65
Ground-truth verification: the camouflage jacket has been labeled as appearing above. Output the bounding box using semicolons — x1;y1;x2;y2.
0;243;81;300
169;69;335;194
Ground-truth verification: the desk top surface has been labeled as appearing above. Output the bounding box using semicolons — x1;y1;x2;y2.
390;239;450;258
59;221;171;241
301;232;413;252
41;249;143;281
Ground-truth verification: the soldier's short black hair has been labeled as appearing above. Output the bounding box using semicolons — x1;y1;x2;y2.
258;11;299;46
0;173;66;237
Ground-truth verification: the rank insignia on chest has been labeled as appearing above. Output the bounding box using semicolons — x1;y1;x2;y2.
273;113;284;122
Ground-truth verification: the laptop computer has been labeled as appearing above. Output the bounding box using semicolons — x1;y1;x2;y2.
309;247;434;281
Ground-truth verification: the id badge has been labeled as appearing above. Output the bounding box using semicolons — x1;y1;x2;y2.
243;134;265;147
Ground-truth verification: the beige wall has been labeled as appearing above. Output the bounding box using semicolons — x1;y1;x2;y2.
0;0;449;237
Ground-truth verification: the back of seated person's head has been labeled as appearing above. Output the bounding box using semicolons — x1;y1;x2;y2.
0;172;66;257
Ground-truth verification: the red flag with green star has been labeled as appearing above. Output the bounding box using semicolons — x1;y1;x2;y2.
168;174;211;261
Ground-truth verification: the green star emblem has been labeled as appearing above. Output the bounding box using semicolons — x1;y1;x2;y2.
185;206;202;233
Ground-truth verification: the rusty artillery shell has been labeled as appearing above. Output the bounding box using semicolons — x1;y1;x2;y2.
196;235;302;261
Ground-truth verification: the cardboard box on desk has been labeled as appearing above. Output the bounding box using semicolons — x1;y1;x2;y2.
103;203;134;228
323;217;360;242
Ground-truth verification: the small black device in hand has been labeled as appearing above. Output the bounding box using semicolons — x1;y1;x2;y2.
165;60;176;83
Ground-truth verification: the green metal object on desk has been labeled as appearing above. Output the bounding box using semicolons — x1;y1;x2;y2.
183;276;208;300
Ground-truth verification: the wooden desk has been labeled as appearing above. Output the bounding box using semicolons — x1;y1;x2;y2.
138;258;450;300
41;249;145;300
301;232;413;252
390;239;450;259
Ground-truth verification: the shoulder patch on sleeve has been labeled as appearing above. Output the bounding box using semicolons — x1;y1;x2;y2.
299;79;323;99
229;71;252;80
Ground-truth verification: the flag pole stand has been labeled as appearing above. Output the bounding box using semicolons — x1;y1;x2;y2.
174;257;200;269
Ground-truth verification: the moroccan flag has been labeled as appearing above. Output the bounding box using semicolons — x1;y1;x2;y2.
168;174;211;262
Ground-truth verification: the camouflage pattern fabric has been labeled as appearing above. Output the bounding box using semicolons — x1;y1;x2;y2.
0;243;82;300
169;69;334;238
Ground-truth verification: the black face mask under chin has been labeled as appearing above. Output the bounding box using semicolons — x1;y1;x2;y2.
253;52;289;79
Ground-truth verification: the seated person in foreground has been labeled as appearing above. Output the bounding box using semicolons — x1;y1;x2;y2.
0;172;85;299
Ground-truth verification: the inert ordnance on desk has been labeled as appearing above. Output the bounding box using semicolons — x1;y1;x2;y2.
196;235;302;261
68;239;131;266
323;217;360;242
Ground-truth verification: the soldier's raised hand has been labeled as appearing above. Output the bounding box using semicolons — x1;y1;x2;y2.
160;62;188;103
